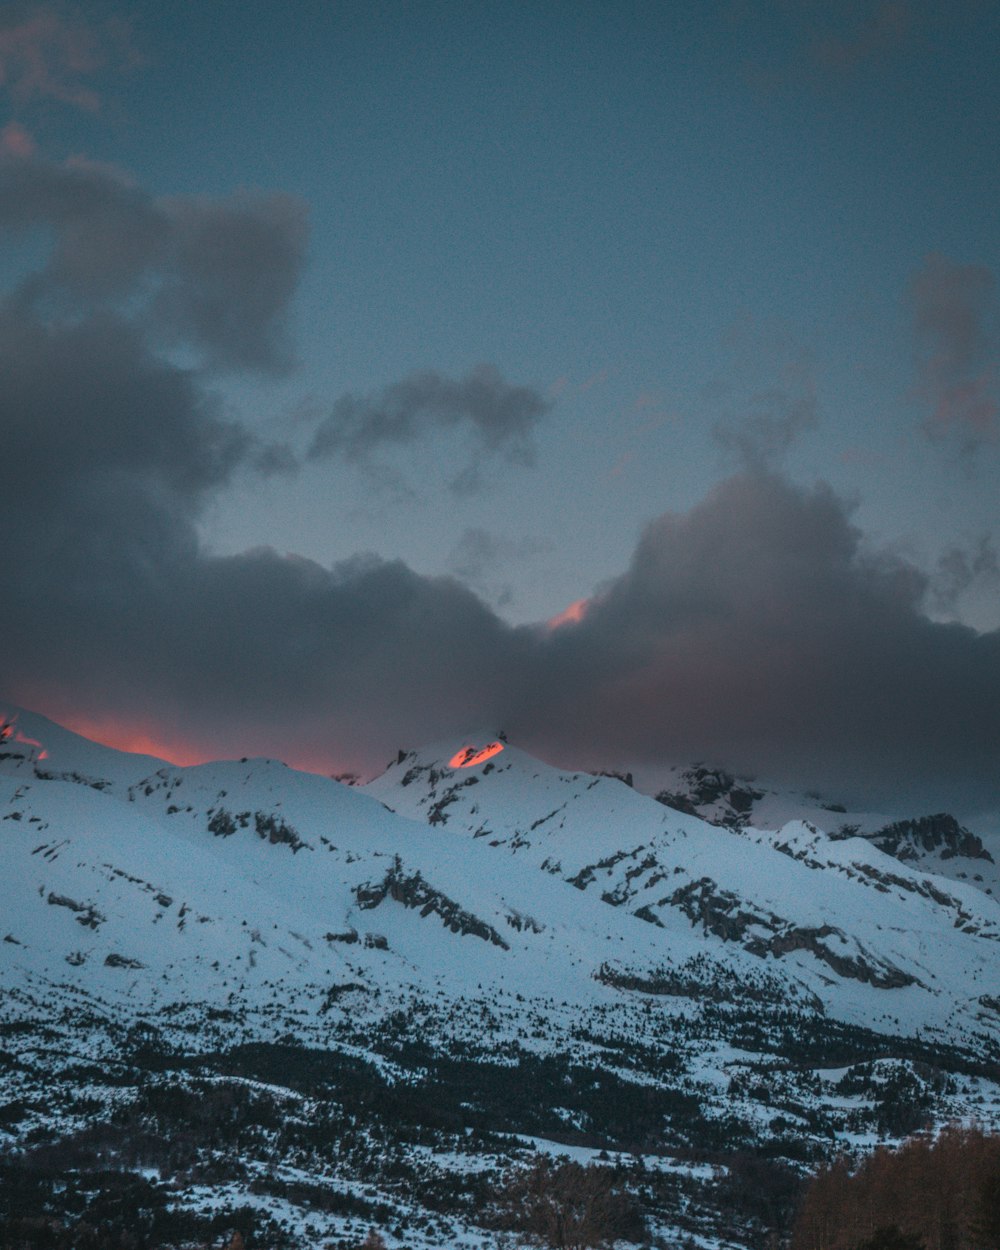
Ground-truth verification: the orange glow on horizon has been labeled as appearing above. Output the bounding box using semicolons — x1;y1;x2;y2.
51;713;214;768
547;598;589;630
448;741;505;769
23;707;355;779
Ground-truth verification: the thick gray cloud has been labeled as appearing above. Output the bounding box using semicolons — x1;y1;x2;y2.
152;192;307;374
4;369;999;812
514;473;1000;814
0;300;525;767
0;152;536;771
308;364;552;492
910;252;998;452
930;536;1000;615
0;154;308;372
1;158;997;817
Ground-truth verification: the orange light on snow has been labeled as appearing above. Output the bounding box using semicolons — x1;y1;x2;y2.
0;715;48;760
448;741;505;769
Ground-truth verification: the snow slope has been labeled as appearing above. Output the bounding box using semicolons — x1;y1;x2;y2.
3;705;1000;1250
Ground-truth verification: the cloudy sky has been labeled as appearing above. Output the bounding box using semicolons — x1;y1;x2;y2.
1;0;998;817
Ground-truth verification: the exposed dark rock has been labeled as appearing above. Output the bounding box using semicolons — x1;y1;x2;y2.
744;926;918;989
354;858;509;949
104;953;145;969
208;809;238;837
253;811;308;852
319;982;368;1012
595;770;634;788
46;892;105;929
863;814;993;864
505;911;544;933
654;766;765;828
666;876;770;943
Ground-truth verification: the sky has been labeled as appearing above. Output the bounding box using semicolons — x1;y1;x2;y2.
1;0;998;818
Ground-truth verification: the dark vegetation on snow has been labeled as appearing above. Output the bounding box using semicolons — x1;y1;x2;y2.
2;992;997;1250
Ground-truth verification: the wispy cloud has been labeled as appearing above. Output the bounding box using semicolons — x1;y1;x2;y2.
710;316;819;471
0;6;136;114
909;253;998;453
0;118;33;155
308;364;553;494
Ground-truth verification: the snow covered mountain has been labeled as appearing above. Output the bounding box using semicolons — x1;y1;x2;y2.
2;705;1000;1250
631;761;999;899
365;740;1000;1041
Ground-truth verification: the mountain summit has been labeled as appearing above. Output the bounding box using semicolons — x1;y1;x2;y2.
2;704;999;1249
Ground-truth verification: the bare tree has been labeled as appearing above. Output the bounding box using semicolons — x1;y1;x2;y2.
497;1157;643;1250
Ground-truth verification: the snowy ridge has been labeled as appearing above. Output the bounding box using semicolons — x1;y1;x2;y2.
636;760;1000;898
2;705;1000;1250
365;740;1000;1042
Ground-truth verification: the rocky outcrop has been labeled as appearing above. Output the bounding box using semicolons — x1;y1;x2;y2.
46;892;105;929
649;877;917;988
743;925;917;989
354;858;509;949
206;807;309;852
655;766;764;828
104;952;144;969
859;814;994;864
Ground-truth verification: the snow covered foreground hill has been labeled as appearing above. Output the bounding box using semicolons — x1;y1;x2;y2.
2;704;1000;1250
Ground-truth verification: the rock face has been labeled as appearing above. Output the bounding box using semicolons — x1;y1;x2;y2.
856;813;994;863
353;857;510;949
655;765;765;828
642;760;998;900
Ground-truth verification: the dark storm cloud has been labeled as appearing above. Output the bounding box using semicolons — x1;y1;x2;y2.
0;154;308;372
7;349;999;812
307;364;552;492
514;473;1000;814
2;162;997;815
910;252;998;452
152;192;307;374
0;291;524;765
0;305;247;506
0;151;539;770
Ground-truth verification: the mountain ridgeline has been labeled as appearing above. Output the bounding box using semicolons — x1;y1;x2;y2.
1;705;999;1250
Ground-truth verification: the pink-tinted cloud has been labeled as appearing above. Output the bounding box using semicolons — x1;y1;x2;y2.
910;253;999;452
607;450;635;479
546;597;589;630
738;0;916;97
0;119;34;156
0;7;136;114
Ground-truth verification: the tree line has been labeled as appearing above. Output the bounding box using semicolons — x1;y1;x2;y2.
791;1124;1000;1250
